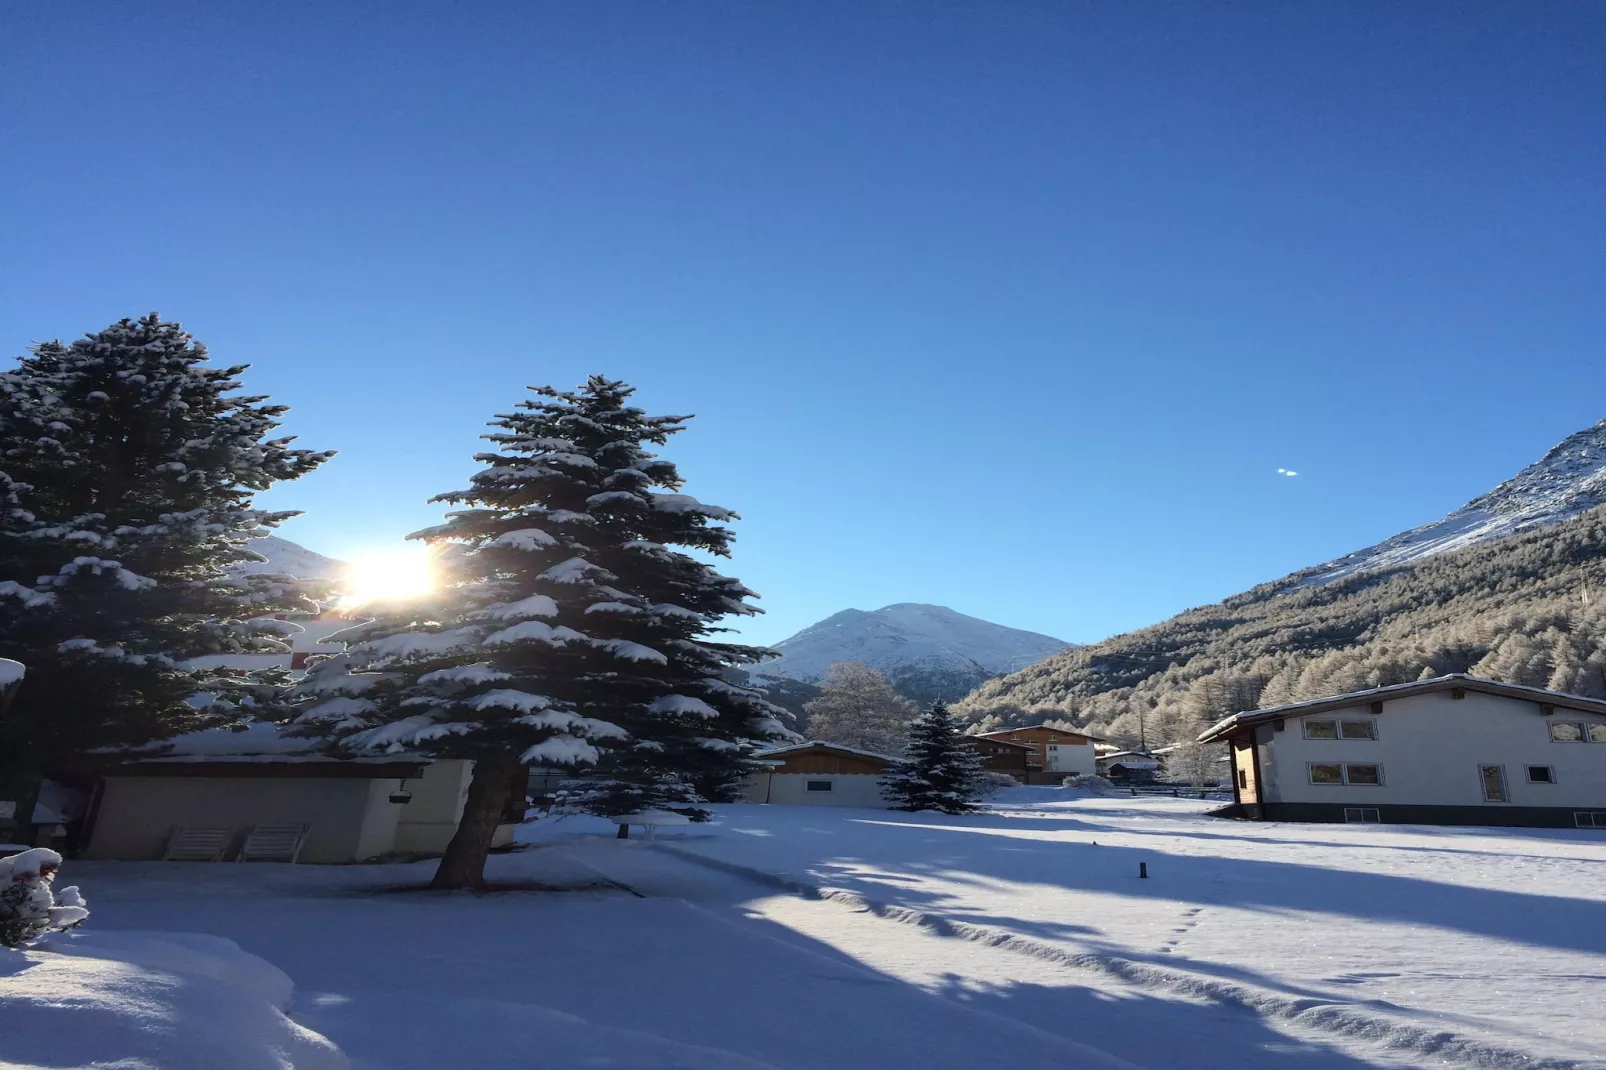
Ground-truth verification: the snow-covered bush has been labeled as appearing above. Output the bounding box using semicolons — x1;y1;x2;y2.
974;771;1023;798
0;848;88;948
1063;774;1119;795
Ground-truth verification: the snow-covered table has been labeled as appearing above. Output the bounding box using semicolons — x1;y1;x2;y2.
608;810;691;841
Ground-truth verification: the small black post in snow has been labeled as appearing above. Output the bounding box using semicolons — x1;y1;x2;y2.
1139;861;1148;879
616;823;630;840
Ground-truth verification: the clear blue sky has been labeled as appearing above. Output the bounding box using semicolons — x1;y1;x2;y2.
3;2;1603;647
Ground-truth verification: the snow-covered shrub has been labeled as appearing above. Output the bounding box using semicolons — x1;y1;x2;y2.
1063;774;1119;795
974;771;1023;798
0;848;89;948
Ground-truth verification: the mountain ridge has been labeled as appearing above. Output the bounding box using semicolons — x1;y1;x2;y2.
957;417;1606;746
756;602;1071;705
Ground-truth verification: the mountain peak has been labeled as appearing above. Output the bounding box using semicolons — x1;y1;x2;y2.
1296;418;1606;587
759;604;1071;704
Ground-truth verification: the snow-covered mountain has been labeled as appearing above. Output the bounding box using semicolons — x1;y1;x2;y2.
1297;419;1606;588
232;535;345;581
754;604;1071;704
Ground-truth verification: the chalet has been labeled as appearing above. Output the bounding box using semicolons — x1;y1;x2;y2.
78;724;521;862
742;741;897;807
1199;674;1606;828
959;736;1035;778
976;724;1102;781
1096;748;1161;783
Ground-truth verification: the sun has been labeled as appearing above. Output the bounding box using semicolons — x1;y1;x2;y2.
339;545;439;607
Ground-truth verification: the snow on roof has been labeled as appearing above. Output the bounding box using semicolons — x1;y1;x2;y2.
0;659;24;687
131;722;416;765
755;740;902;763
1197;673;1606;743
1106;759;1159;770
978;724;1109;742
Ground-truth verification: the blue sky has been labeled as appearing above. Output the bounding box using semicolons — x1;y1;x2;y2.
3;2;1603;647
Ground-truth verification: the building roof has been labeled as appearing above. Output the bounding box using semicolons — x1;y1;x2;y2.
960;736;1037;751
1197;673;1606;744
978;724;1108;743
1099;748;1158;761
754;740;903;763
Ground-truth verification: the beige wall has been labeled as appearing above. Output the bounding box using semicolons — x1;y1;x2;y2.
392;759;473;854
84;775;401;863
1259;691;1606;809
742;772;889;807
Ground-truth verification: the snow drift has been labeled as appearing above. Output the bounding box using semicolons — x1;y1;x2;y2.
0;930;347;1070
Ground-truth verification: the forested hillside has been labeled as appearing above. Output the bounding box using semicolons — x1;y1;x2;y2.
956;505;1606;747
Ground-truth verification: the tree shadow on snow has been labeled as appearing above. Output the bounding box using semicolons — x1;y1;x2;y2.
789;819;1606;959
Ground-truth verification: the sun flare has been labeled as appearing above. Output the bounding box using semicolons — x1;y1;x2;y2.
340;545;439;607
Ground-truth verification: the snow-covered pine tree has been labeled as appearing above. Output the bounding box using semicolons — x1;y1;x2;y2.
293;376;788;888
0;316;330;839
880;701;986;814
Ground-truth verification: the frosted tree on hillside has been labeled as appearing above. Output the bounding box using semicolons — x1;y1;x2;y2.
802;661;915;756
0;316;330;840
880;701;986;813
294;376;789;889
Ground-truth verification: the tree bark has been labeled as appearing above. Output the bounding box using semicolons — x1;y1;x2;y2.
4;772;43;848
429;756;521;890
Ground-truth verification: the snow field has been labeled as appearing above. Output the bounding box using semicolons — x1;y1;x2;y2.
16;789;1605;1069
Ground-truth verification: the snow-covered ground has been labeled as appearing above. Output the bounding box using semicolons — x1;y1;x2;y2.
9;789;1604;1069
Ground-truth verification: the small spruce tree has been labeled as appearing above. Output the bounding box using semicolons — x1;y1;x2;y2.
880;701;986;813
0;316;330;838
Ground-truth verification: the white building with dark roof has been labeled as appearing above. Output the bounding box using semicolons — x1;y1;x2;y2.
1199;674;1606;828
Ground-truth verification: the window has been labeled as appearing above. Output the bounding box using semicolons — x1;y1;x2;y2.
1308;763;1383;786
1345;764;1382;785
805;780;833;792
1308;763;1344;784
1304;721;1339;740
1576;812;1606;829
1480;765;1509;803
1550;722;1585;743
1048;735;1060;741
1590;724;1606;744
1344;807;1381;823
1527;766;1556;784
1047;745;1059;751
1237;769;1248;790
1339;720;1377;740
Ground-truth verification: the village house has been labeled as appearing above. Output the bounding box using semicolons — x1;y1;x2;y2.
78;723;521;863
742;741;897;807
1095;748;1162;783
958;735;1035;778
1199;674;1606;828
976;724;1101;781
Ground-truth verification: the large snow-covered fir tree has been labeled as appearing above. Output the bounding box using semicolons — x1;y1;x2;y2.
0;316;330;838
294;376;789;888
880;701;986;813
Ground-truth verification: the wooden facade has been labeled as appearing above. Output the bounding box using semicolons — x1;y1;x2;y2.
959;737;1033;776
977;725;1099;771
767;745;893;776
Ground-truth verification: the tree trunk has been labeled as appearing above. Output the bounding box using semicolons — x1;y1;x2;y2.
4;772;43;848
429;756;521;890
